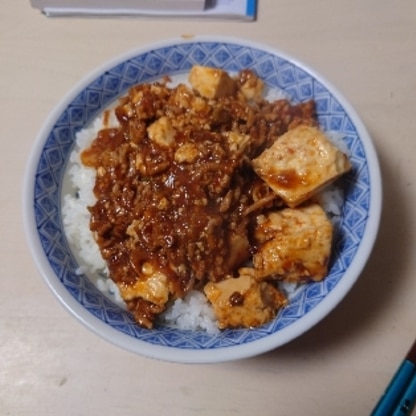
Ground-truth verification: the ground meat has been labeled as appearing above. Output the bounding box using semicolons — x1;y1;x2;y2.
80;69;318;328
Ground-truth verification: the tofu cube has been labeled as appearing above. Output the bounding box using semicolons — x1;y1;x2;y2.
253;204;333;282
252;125;351;207
239;73;264;101
117;261;170;308
204;268;287;329
189;65;237;99
147;116;176;148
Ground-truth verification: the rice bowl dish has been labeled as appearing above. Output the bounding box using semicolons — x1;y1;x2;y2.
62;70;350;333
23;37;382;363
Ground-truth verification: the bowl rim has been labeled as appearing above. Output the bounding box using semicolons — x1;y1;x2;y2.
22;35;382;364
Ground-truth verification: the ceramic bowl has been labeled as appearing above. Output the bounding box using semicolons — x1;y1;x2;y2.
23;36;382;363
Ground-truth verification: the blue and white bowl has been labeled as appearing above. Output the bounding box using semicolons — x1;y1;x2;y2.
23;36;382;363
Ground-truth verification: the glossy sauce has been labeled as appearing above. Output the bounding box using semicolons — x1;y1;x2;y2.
80;74;318;326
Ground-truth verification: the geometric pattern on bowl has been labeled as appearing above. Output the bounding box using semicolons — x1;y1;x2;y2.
33;40;370;350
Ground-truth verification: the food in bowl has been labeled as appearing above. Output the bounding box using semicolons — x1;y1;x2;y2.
63;65;351;332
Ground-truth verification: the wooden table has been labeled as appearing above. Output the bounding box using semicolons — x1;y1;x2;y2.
2;1;416;414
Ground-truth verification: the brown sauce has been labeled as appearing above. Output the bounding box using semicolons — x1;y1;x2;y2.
80;71;318;326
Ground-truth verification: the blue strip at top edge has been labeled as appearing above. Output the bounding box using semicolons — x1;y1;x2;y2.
246;0;257;18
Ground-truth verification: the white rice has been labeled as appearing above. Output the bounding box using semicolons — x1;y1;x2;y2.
62;83;345;333
63;114;112;275
161;290;220;334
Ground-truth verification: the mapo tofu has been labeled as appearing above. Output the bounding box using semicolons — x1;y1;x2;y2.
80;65;350;330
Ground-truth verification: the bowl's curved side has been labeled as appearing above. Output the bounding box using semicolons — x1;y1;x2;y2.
23;36;382;363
